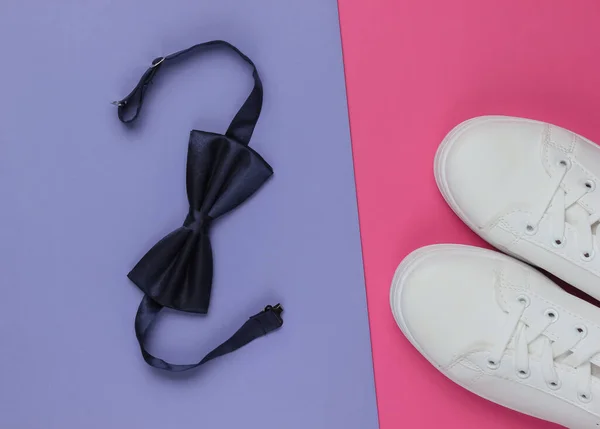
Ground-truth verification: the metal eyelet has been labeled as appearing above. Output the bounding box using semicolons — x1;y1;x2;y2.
584;180;596;192
547;379;562;390
581;250;595;261
545;309;559;322
487;359;500;370
517;369;530;379
558;159;571;169
516;295;530;307
578;392;592;403
575;325;588;338
552;237;565;248
525;224;537;235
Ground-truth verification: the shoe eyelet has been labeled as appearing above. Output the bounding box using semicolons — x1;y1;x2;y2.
578;392;592;403
581;251;595;261
516;295;530;307
517;369;530;379
548;379;562;390
525;224;537;235
487;359;500;370
576;325;588;338
558;159;571;169
585;180;596;192
545;309;559;322
552;237;565;248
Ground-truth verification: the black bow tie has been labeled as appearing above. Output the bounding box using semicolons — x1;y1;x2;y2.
114;40;283;373
128;130;273;313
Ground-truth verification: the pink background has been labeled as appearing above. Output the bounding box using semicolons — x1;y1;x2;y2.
339;0;600;427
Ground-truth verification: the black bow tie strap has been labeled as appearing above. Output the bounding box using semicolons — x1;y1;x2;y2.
136;297;283;372
114;40;283;372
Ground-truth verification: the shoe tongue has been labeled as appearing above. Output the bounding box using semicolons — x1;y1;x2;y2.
565;204;599;248
509;334;544;356
565;200;592;224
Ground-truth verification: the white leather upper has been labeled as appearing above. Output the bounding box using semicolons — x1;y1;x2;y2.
435;116;600;302
391;245;600;428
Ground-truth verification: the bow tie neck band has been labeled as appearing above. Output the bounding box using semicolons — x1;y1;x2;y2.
113;40;283;373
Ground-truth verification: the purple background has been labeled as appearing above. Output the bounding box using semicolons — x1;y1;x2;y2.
0;0;378;428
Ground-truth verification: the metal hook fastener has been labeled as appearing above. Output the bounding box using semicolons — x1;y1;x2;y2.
264;303;283;320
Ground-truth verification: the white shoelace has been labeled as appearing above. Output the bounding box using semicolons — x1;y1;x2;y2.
487;298;599;402
527;159;598;259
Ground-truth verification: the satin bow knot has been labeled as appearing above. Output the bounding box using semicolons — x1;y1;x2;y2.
184;210;210;231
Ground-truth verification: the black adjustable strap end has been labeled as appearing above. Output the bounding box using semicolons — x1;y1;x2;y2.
111;98;134;123
112;56;166;124
264;303;283;323
252;303;284;333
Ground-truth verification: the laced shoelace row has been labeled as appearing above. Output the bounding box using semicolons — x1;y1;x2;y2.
526;158;598;260
487;295;599;403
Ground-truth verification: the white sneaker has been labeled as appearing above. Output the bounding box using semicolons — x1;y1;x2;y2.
435;116;600;301
390;244;600;428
